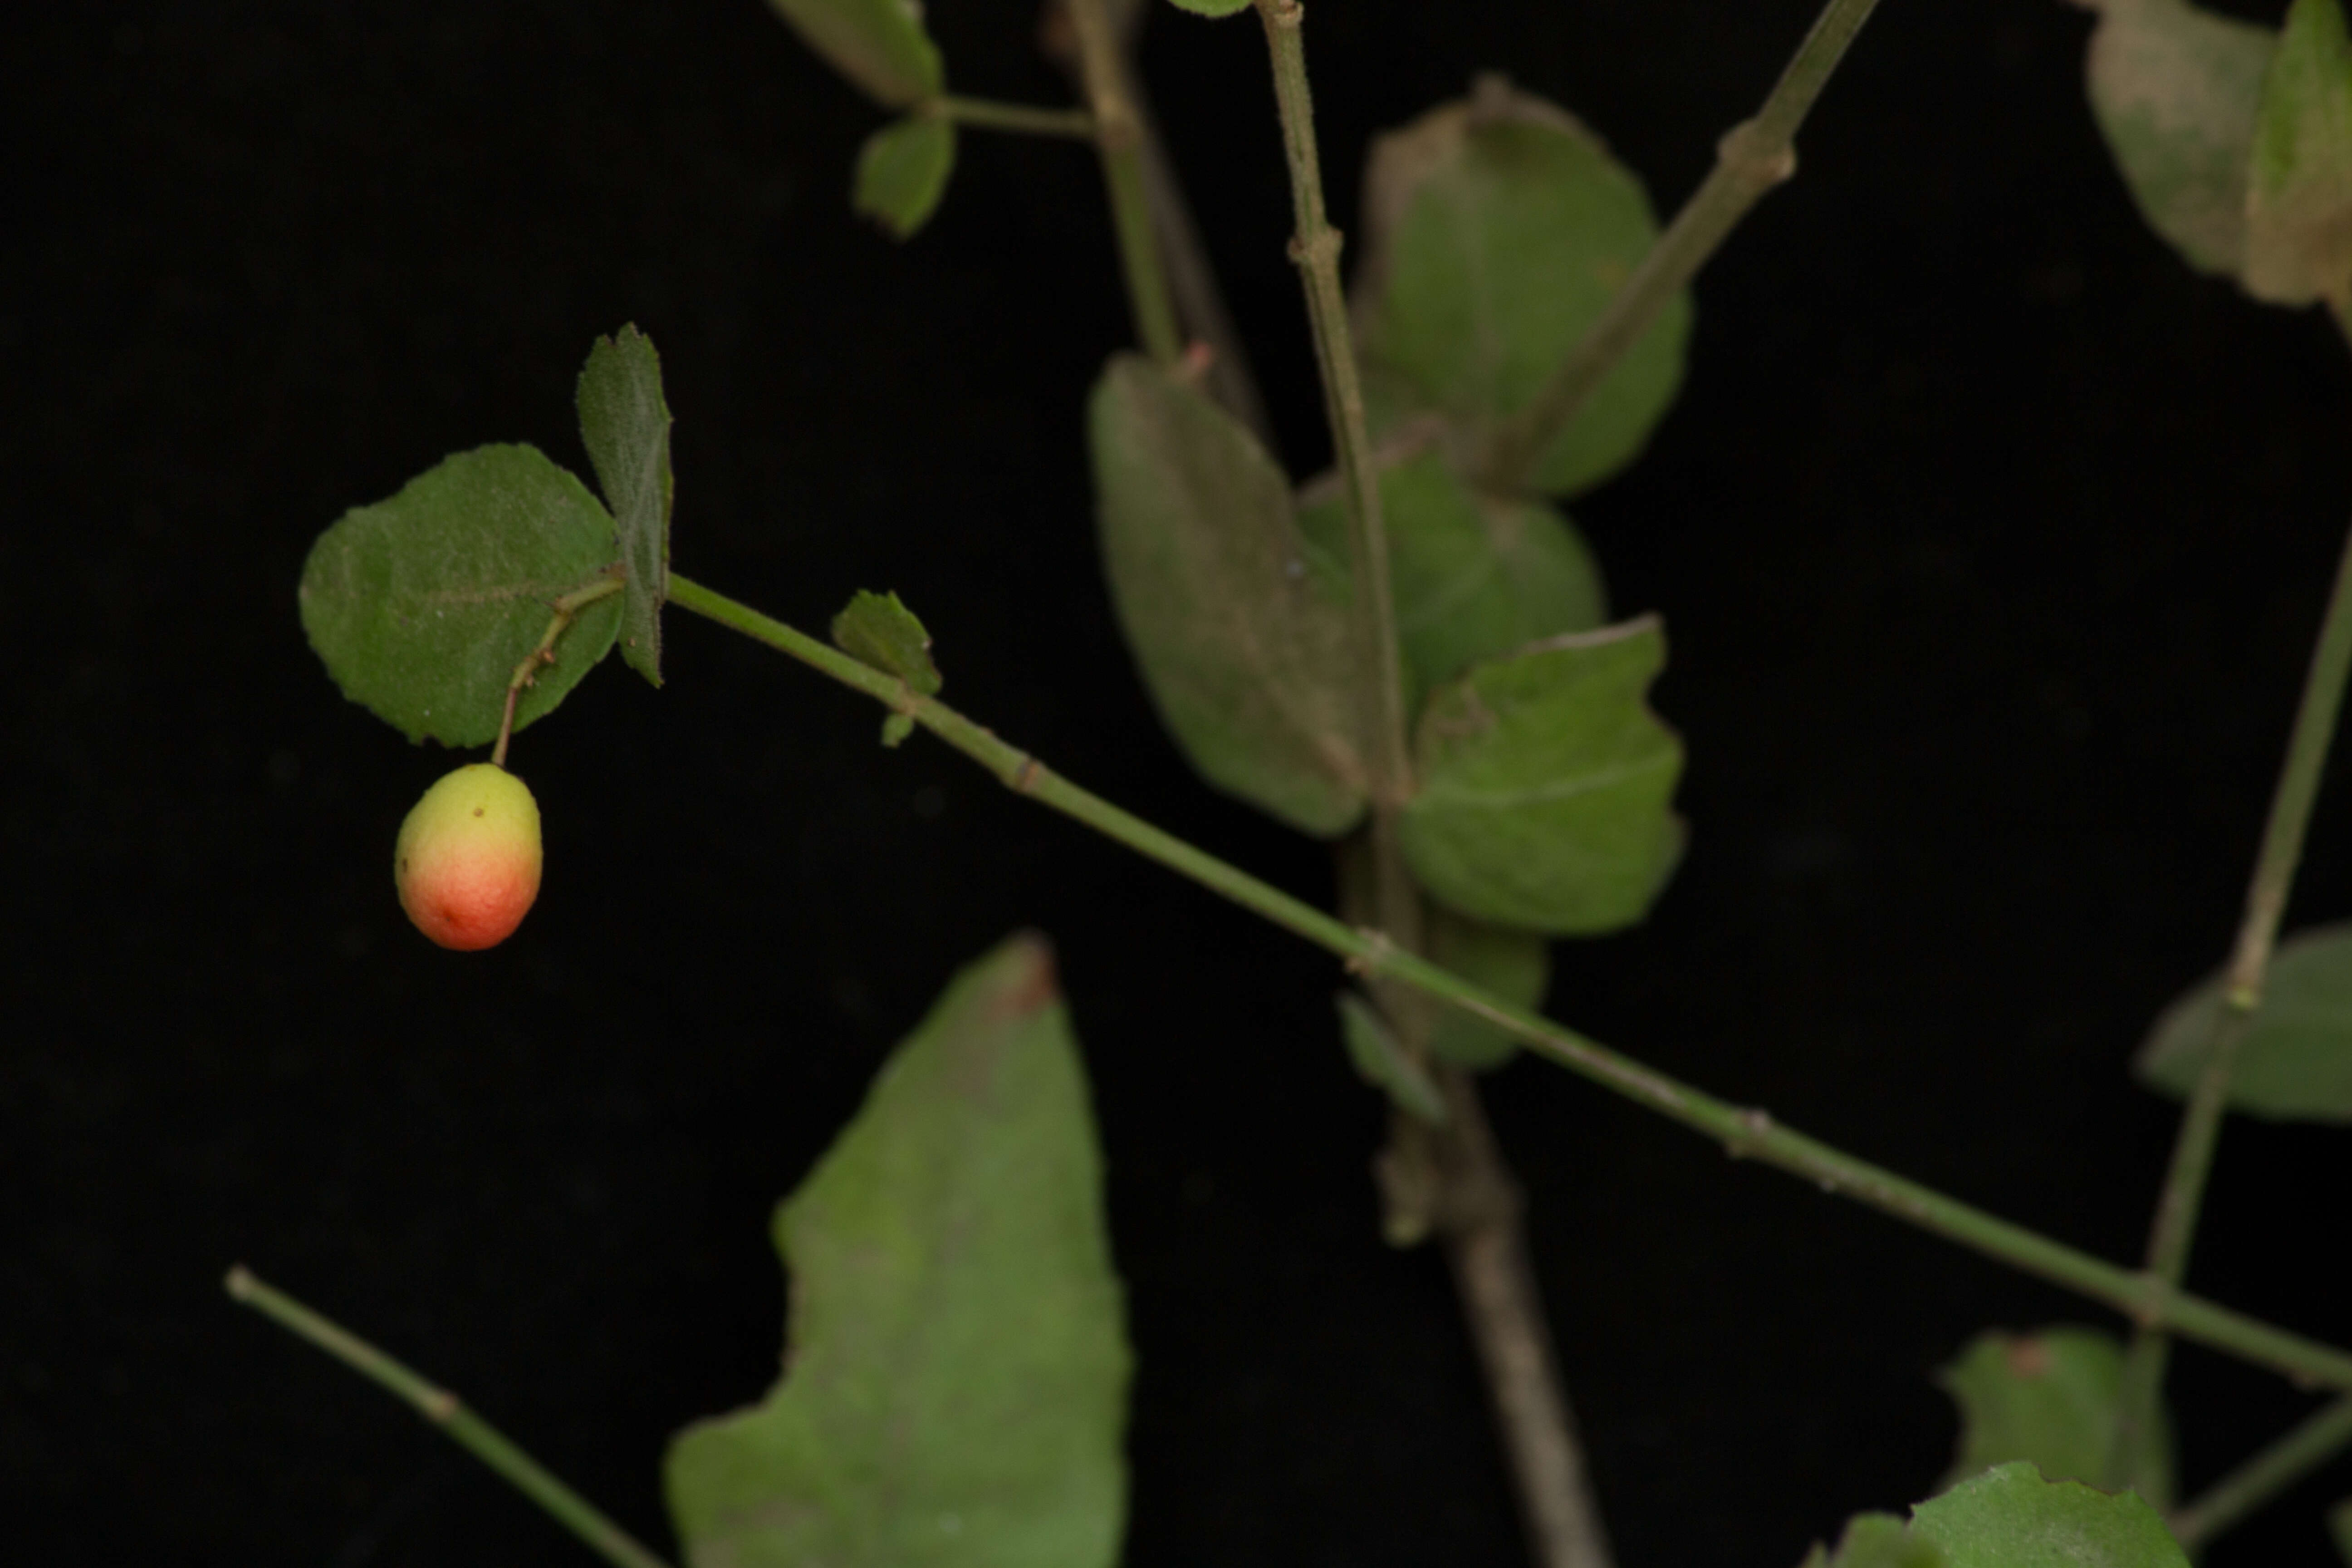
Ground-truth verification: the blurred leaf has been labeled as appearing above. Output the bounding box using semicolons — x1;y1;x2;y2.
1088;353;1367;837
761;0;941;108
2085;0;2275;277
1297;442;1606;707
833;588;943;696
2329;1495;2352;1563
1336;992;1447;1123
2244;0;2352;304
665;934;1130;1568
854;112;957;239
1424;906;1549;1070
1352;77;1690;498
1401;617;1683;935
576;325;673;687
1909;1462;2187;1568
1163;0;1252;15
299;444;621;747
2136;921;2352;1120
1798;1515;1946;1568
1936;1326;2173;1507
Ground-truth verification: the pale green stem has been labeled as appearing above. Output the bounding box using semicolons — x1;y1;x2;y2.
1063;0;1182;363
1483;0;1884;492
666;569;2352;1392
1250;0;1417;951
2108;509;2352;1488
225;1266;675;1568
2171;1395;2352;1550
930;95;1095;140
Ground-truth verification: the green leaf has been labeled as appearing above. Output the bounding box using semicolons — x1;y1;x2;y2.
1424;905;1549;1070
299;444;622;747
833;588;943;696
2328;1495;2352;1563
1087;353;1368;837
665;934;1130;1568
1909;1462;2188;1568
1936;1326;2173;1507
1296;442;1607;708
760;0;941;108
854;112;956;240
1799;1515;1948;1568
2245;0;2352;305
2135;921;2352;1120
1163;0;1252;15
576;325;673;688
1336;991;1447;1123
1401;617;1684;935
2085;0;2276;278
1352;77;1690;498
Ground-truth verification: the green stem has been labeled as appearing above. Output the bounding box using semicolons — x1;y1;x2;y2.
1251;0;1417;952
2108;512;2352;1486
1482;0;1884;492
2171;1395;2352;1550
931;95;1095;140
665;568;2352;1392
1247;12;1603;1563
1063;0;1182;363
224;1266;675;1568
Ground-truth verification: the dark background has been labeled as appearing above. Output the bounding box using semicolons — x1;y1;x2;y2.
8;0;2352;1563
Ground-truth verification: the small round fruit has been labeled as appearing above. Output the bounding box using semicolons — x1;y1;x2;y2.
394;763;543;951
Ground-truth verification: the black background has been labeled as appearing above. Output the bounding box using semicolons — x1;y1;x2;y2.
9;0;2352;1563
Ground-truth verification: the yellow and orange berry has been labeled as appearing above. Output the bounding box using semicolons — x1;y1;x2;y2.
394;763;542;951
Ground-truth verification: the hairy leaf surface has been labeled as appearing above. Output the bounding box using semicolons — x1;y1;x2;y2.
299;444;621;747
665;935;1130;1568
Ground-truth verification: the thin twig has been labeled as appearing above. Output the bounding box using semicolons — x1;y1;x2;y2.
1482;0;1885;493
2107;511;2352;1487
224;1266;676;1568
1062;0;1183;363
934;95;1096;139
663;570;2352;1410
1040;0;1274;438
1435;1068;1616;1568
1251;0;1417;951
2171;1394;2352;1550
492;575;625;768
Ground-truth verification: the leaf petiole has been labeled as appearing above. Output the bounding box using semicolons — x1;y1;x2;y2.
493;574;626;769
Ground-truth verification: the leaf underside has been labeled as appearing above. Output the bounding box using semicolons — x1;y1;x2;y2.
2136;919;2352;1119
855;113;957;239
2086;0;2276;278
832;588;942;695
1352;78;1690;498
760;0;942;108
664;934;1132;1568
1087;353;1367;838
1936;1325;2173;1507
2244;0;2352;304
